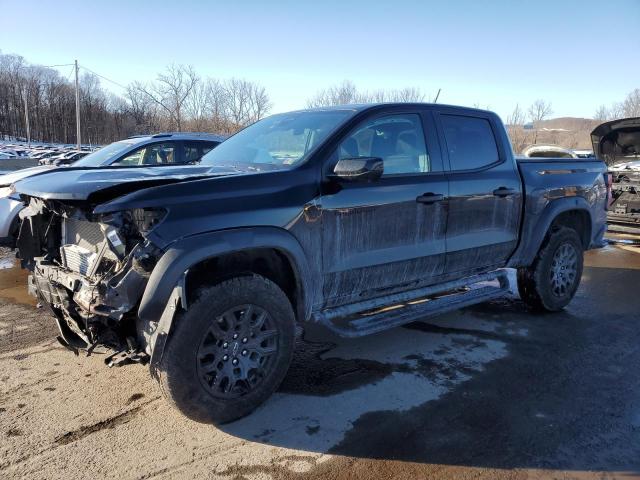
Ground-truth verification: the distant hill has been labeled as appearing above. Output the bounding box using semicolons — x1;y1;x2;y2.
507;117;601;153
534;117;600;132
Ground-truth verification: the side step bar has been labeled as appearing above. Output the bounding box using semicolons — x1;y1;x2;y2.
312;270;510;338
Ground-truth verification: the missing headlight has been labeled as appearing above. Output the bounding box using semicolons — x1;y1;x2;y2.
130;208;167;234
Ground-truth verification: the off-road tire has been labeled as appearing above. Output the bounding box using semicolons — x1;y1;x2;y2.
517;226;584;312
157;275;296;424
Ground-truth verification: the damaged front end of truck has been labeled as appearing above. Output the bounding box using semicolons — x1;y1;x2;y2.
17;195;166;365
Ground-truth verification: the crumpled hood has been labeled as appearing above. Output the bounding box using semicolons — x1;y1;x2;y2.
14;164;242;202
0;165;55;187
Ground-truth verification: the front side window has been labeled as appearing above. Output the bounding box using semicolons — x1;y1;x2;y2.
73;139;142;167
200;111;353;170
338;114;431;175
113;142;178;166
441;115;499;171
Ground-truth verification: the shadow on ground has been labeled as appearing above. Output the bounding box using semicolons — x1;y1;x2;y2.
218;262;640;476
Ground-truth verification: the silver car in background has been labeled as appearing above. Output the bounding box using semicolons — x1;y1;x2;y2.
0;132;224;245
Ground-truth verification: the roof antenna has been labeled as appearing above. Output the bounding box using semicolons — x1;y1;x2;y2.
433;88;442;103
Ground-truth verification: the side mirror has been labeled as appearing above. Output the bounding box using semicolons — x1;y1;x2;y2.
331;157;383;182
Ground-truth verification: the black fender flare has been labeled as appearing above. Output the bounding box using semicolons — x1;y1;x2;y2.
138;226;315;326
508;196;596;267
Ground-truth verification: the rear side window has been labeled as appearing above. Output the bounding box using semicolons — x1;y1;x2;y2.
184;141;219;163
441;115;499;171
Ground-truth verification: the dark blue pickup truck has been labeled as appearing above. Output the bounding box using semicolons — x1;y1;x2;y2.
14;103;608;423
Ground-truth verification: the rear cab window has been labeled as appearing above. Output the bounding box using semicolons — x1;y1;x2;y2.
440;114;500;171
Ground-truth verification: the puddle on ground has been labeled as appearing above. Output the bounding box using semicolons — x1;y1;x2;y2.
585;242;640;270
0;256;36;307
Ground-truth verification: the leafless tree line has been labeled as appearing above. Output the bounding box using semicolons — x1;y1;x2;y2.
593;89;640;121
306;80;437;107
0;52;271;144
130;65;271;135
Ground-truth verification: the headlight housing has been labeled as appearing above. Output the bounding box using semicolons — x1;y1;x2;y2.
129;208;168;234
0;185;15;199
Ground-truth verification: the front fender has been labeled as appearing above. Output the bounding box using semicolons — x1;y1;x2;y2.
138;226;314;325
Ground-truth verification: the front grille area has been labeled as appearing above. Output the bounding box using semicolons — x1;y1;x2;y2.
63;219;104;251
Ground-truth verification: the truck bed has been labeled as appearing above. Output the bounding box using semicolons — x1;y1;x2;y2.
511;157;608;262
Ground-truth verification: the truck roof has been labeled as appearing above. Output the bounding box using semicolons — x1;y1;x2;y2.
292;102;496;115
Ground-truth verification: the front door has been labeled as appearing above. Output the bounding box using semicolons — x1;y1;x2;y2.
320;110;449;308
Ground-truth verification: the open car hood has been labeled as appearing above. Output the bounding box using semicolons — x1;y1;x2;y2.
591;117;640;166
13;164;242;202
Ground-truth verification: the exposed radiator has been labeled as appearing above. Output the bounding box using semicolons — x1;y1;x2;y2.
60;245;98;276
60;219;106;276
63;219;104;251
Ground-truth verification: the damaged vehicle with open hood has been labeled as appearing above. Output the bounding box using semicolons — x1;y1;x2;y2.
591;117;640;233
14;104;608;423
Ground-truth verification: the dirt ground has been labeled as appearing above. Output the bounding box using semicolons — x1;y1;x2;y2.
1;242;639;480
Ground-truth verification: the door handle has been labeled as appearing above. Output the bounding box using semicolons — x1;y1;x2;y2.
416;193;444;204
493;187;516;198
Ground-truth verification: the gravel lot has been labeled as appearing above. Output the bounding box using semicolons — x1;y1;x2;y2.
1;242;639;480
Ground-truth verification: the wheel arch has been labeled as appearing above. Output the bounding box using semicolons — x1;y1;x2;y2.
508;196;595;268
138;227;315;327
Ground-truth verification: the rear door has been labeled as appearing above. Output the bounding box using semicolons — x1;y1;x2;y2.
436;110;522;274
320;108;449;308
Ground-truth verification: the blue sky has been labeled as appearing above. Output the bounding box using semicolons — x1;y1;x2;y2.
1;0;639;121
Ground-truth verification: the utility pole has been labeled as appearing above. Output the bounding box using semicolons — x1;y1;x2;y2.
23;88;31;146
74;59;81;150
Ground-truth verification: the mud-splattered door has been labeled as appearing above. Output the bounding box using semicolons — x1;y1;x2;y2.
320;111;448;308
436;112;523;274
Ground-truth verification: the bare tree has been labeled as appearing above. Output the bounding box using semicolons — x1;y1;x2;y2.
593;105;609;121
224;78;271;130
126;83;159;133
623;88;640;117
528;99;553;123
306;80;361;107
505;104;529;154
185;81;211;132
204;78;230;133
307;81;434;107
136;64;199;131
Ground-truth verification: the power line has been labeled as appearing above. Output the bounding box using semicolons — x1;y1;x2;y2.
42;63;75;68
79;64;128;90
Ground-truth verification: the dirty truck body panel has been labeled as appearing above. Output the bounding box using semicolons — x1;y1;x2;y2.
14;103;607;364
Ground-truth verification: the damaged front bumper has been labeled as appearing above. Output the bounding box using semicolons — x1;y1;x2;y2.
18;197;165;364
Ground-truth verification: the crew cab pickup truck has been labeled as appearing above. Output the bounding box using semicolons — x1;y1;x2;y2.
13;103;608;423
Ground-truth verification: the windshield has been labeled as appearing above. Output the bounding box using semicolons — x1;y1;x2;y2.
200;110;353;169
72;139;142;167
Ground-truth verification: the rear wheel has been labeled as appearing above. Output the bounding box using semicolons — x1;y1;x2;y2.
517;226;584;312
157;275;295;424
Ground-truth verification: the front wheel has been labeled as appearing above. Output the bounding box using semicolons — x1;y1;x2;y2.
157;275;296;424
517;226;584;312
